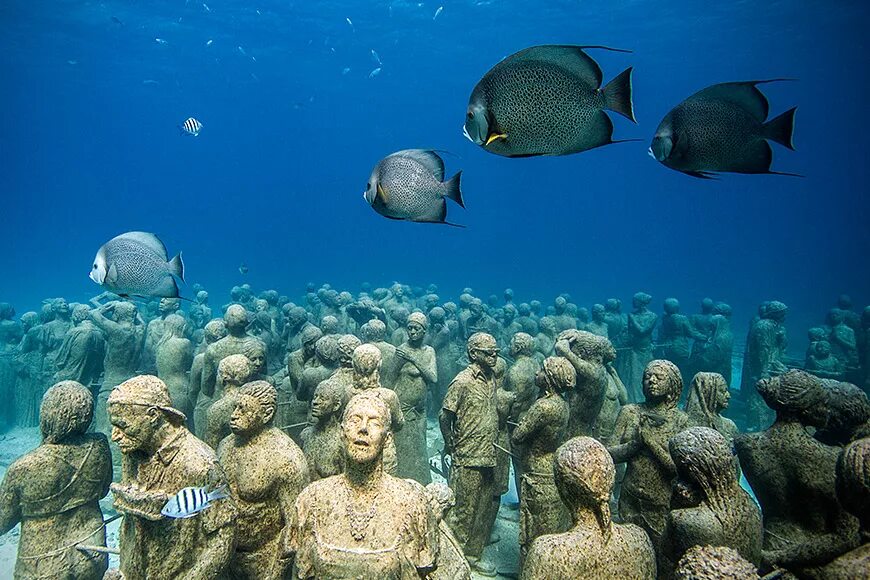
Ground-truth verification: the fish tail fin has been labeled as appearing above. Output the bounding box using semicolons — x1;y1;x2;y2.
602;67;635;123
443;171;465;208
208;484;230;501
178;125;186;136
763;107;797;150
168;252;185;282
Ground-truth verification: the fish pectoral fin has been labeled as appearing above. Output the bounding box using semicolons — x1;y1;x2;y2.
107;263;119;284
485;132;507;146
377;183;389;202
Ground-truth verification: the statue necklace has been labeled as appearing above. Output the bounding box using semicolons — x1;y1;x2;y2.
343;479;381;541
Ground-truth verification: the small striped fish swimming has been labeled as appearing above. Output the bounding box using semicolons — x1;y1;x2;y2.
179;117;203;136
161;485;229;519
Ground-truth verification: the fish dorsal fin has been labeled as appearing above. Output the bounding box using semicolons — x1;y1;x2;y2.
115;231;169;260
390;149;445;181
499;45;630;89
685;80;793;122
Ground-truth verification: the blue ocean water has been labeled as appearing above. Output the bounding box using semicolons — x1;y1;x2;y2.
1;0;867;349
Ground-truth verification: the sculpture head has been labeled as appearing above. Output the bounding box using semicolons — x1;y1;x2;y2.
360;319;387;343
643;360;683;408
538;316;556;336
537;356;576;395
423;294;439;310
713;302;732;318
113;301;137;324
159;298;180;315
554;436;615;537
663;297;680;315
518;303;531;317
108;375;187;455
604;298;621;313
20;311;38;331
827;308;845;326
467;332;498;371
337;334;362;368
230;381;277;436
469;299;483;316
591;303;605;323
204;319;228;344
688;372;731;418
218;354;254;390
700;297;714;314
41;381;93;444
287;306;309;330
52;298;70;318
761;300;788;322
71;304;90;325
406;312;428;343
837;294;853;311
428;306;445;325
503;288;514;303
315;335;340;367
300;325;324;357
559;330;615;364
342;391;392;466
224;305;249;335
756;369;828;427
196;290;209;305
669;427;737;510
254;299;269;313
503;303;518;322
352;344;382;390
816;380;870;446
442;302;458;317
162;314;186;341
632;292;652;310
837;437;870;531
554;296;567;314
675;546;758;580
242;341;267;376
320;315;340;335
814;340;833;359
0;302;14;321
311;378;346;423
510;332;535;358
808;326;828;343
261;290;279;305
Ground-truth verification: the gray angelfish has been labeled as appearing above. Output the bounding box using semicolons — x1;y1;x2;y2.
650;80;799;179
364;149;465;227
464;44;636;157
89;231;185;298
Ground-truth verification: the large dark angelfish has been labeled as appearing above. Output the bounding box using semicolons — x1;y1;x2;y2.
650;80;799;179
464;45;636;157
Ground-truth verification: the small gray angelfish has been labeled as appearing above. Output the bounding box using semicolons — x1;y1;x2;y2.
364;149;465;227
464;45;636;157
161;485;229;519
89;231;185;298
650;80;798;179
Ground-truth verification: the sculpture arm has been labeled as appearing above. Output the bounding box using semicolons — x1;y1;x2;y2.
419;349;438;384
555;341;597;383
439;409;456;453
0;465;22;535
89;308;119;334
201;352;218;397
606;406;640;462
764;511;860;569
512;402;544;445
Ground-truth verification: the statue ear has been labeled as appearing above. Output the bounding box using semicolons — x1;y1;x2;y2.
262;406;275;425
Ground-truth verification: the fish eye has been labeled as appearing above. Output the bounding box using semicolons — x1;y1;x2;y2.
366;182;371;190
93;264;97;269
467;111;474;119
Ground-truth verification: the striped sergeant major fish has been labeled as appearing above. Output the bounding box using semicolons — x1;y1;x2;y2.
179;117;203;136
161;484;229;519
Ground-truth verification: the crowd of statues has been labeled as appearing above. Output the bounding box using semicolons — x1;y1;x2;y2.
0;282;868;579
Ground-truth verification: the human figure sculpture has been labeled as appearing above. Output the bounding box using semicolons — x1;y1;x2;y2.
107;375;236;580
190;319;228;438
586;304;609;338
684;372;738;443
424;483;472;580
603;298;627;345
617;292;658;402
205;354;254;449
505;332;541;496
394;312;437;484
660;427;762;578
523;436;656;580
657;298;704;386
740;301;789;430
426;307;454;414
89;301;144;437
347;344;405;474
298;335;340;402
815;380;870;447
301;378;346;480
0;303;22;430
359;319;398;388
53;304;105;390
551;296;576;333
188;290;212;333
827;436;870;577
555;330;612;438
313;334;359;407
827;308;859;371
13;311;43;427
156;313;194;418
736;370;860;576
142;298;182;374
674;546;759;580
440;332;500;576
806;340;846;379
287;391;438;578
512;356;574;564
609;359;689;555
0;381;112;580
201;305;264;401
40;298;72;375
217;381;309;579
388;307;410;346
534;316;557;360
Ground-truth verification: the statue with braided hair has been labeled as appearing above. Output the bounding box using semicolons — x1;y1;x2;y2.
736;370;861;576
608;359;689;556
554;329;613;438
511;356;574;565
683;372;738;444
217;381;309;579
660;427;762;578
522;436;655;579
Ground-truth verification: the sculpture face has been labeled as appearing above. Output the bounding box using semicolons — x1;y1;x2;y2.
230;394;262;435
342;400;387;464
407;321;426;342
471;344;498;370
716;382;731;410
109;404;157;455
643;364;673;400
310;390;338;421
246;348;267;375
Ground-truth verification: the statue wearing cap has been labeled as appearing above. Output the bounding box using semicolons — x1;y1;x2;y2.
107;375;236;580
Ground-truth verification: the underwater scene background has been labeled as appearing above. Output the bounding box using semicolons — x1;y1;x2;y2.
1;0;870;578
